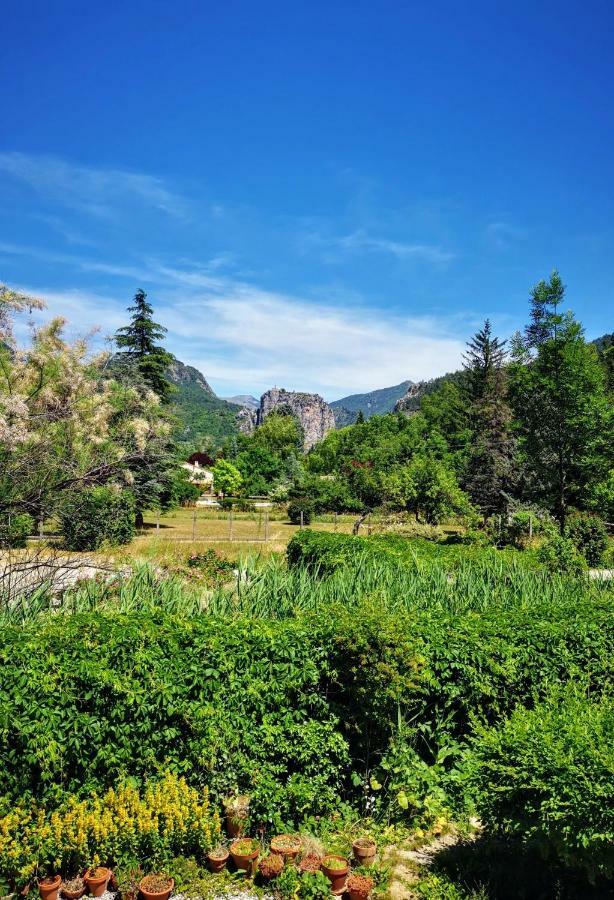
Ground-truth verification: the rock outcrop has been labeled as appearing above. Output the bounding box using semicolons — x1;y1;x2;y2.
167;358;215;395
252;388;335;450
394;382;427;414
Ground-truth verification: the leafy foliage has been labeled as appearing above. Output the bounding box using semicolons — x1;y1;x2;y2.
565;512;609;566
466;689;614;880
59;487;135;550
0;513;34;548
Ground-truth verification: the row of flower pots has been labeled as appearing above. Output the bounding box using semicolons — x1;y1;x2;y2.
38;869;174;900
208;833;378;898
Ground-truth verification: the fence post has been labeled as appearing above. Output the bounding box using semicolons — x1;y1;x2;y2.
229;507;233;542
334;512;338;532
39;517;44;540
156;510;160;533
191;507;196;541
264;510;269;543
300;510;304;529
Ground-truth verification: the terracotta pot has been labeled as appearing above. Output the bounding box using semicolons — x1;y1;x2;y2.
225;813;248;838
348;887;372;900
84;869;110;899
138;876;174;900
38;876;61;900
61;883;85;900
352;838;376;866
230;841;259;874
299;854;322;874
269;835;302;861
207;851;229;874
321;857;349;895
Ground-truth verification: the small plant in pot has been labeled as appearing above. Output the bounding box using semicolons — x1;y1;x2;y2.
60;877;85;900
84;867;111;899
207;845;230;874
223;794;250;838
38;876;61;900
269;834;302;861
138;874;174;900
299;853;322;874
115;865;142;900
347;873;374;900
230;837;260;874
258;853;284;881
321;855;349;894
352;837;376;867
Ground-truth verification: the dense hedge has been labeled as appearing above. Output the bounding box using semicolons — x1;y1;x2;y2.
465;690;614;881
1;585;611;833
0;613;348;826
286;528;537;575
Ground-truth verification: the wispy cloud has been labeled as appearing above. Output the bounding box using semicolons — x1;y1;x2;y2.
484;221;526;250
15;258;468;398
337;229;456;264
301;227;455;265
0;152;189;220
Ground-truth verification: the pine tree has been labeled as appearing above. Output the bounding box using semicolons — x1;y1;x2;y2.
355;410;365;424
115;289;173;401
463;320;516;519
511;273;611;531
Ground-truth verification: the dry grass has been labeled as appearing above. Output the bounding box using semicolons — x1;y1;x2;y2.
110;506;357;564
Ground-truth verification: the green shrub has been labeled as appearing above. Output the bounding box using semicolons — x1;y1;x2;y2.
288;498;314;525
565;512;609;566
466;690;614;881
59;487;135;550
0;612;349;826
0;513;34;548
537;535;587;575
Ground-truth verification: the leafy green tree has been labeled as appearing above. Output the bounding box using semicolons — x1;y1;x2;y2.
381;457;473;524
115;289;174;402
212;459;243;497
252;412;303;459
510;272;611;530
463;320;516;520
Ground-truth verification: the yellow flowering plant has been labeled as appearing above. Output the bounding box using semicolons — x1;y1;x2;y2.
0;774;220;890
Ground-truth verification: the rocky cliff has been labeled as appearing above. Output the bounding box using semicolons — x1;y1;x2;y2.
167;359;215;394
245;388;335;450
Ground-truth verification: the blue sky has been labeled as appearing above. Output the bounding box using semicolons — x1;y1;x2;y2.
1;0;613;400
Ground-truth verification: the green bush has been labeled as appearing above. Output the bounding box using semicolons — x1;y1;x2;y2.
537;535;587;575
565;512;609;566
0;513;34;548
59;487;135;550
0;612;349;825
466;689;614;881
287;498;314;525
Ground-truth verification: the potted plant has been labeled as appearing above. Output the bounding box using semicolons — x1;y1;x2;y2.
84;867;111;899
223;794;250;838
229;837;259;873
347;873;374;900
258;853;284;881
269;834;302;861
207;846;229;874
352;837;376;867
38;876;61;900
299;853;322;874
60;877;85;900
115;866;142;900
321;855;348;894
138;874;174;900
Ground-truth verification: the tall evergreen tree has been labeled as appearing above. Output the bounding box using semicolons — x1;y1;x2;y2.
115;289;173;402
463;320;516;519
510;273;611;531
